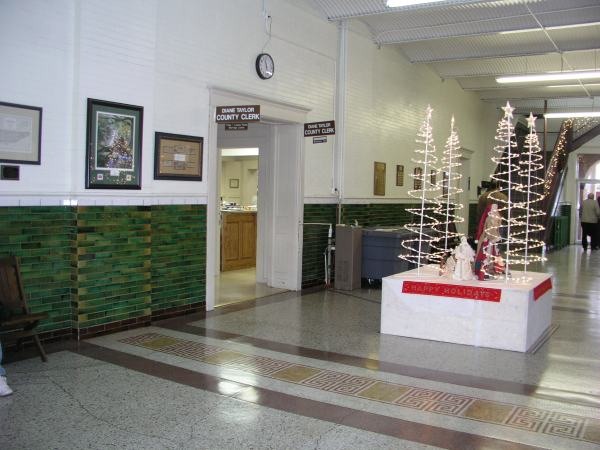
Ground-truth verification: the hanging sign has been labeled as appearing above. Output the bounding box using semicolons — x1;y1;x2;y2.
313;136;327;144
304;120;335;137
224;123;248;131
216;105;260;123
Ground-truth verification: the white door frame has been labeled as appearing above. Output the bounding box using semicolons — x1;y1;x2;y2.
206;88;310;310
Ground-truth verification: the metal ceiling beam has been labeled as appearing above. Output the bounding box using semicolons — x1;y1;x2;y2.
431;51;597;79
403;42;600;64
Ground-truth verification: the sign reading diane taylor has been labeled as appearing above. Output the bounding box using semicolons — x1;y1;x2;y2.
216;105;260;123
304;120;335;137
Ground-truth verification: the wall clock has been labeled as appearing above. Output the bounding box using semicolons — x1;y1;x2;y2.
255;53;274;80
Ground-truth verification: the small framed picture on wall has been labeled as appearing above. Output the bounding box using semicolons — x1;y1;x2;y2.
374;161;386;196
154;132;203;181
0;101;42;165
396;165;404;186
413;167;423;190
442;171;449;196
430;169;436;186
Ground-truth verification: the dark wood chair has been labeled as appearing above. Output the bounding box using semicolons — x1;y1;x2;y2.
0;256;48;362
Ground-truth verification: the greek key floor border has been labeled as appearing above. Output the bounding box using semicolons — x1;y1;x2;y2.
119;332;600;446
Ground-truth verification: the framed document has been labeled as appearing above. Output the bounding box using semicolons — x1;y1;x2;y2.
86;98;143;189
0;101;42;165
374;161;386;196
396;164;404;186
154;132;203;181
413;167;423;190
442;171;449;196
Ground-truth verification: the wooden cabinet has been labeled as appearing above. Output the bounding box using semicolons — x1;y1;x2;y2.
221;211;257;271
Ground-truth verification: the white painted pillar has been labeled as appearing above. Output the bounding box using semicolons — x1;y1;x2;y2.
334;20;348;217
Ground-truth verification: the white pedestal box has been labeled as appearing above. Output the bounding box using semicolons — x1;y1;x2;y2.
381;265;553;352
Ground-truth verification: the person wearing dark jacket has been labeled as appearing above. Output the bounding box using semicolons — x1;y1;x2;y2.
580;193;600;250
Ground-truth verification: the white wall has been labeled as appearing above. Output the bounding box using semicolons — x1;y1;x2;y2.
0;0;497;207
0;0;76;200
343;21;498;203
220;157;258;206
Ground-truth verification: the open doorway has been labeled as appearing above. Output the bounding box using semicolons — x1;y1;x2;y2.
206;88;309;311
575;158;600;243
217;140;285;306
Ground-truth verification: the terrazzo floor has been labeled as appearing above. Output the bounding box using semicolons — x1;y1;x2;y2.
1;245;599;449
217;267;287;306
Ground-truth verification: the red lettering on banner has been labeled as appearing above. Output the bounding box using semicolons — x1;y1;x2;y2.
401;281;501;302
533;278;552;301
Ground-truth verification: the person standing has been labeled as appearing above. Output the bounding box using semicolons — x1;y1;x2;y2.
0;343;13;396
580;193;600;251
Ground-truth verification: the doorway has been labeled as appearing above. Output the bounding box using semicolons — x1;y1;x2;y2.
206;88;310;311
216;135;283;307
575;180;600;243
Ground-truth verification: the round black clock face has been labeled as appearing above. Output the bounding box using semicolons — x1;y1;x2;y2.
256;53;274;80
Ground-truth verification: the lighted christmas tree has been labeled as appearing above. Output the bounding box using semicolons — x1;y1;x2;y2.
512;113;546;272
433;115;464;254
477;102;523;280
400;105;442;271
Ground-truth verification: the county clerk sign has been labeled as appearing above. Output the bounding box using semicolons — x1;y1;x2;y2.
215;105;261;123
304;120;335;136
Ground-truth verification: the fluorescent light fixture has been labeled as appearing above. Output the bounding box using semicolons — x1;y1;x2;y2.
221;148;259;157
497;71;600;84
544;112;600;119
547;83;600;88
387;0;445;7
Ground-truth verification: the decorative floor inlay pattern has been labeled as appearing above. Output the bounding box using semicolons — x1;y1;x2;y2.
119;333;600;445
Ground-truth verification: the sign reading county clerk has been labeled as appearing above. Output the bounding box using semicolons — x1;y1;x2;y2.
216;105;261;123
304;120;335;137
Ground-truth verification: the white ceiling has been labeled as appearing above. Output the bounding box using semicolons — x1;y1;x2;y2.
306;0;600;129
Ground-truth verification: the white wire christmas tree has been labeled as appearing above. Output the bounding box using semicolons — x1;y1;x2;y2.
400;105;443;271
483;101;523;280
512;113;547;272
433;115;464;254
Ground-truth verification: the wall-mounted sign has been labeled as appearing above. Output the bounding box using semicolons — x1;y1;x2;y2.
374;161;386;196
304;120;335;137
216;105;260;123
224;123;248;131
313;136;327;144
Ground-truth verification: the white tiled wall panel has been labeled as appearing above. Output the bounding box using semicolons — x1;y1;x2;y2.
0;0;496;206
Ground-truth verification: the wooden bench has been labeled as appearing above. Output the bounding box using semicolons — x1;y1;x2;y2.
0;256;48;362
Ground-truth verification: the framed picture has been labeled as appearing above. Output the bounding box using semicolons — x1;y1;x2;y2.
396;164;404;186
442;171;449;196
374;161;386;196
430;169;437;186
413;167;423;190
0;101;42;165
154;132;203;181
85;98;143;189
229;178;239;188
